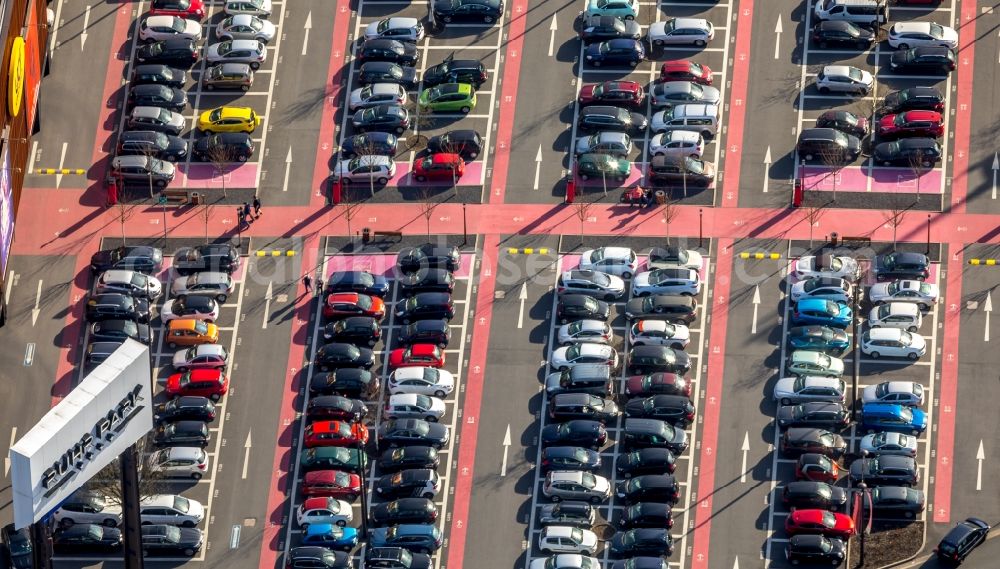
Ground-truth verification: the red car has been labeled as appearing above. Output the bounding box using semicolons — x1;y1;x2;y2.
304;421;370;448
659;60;713;85
877;110;944;139
785;509;856;539
795;453;840;483
577;81;644;109
323;293;386;321
165;368;229;401
624;373;691;398
148;0;205;19
389;344;446;369
413;153;465;183
301;470;363;501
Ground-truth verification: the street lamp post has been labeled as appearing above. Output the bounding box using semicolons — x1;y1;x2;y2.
926;214;931;255
236;207;243;247
357;440;369;537
699;208;704;248
850;275;862;422
462;202;468;246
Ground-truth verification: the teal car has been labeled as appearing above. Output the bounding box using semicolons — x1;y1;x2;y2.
418;83;476;113
577;153;631;182
299;447;367;473
585;0;639;20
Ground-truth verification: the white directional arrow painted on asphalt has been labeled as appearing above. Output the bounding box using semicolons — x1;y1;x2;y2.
533;145;543;190
774;17;783;60
500;424;512;476
517;282;528;328
985;291;992;342
976;440;985;491
81;6;91;51
548;15;558;57
302;12;313;56
751;285;761;334
241;431;253;479
262;281;273;329
992;153;998;199
282;147;293;192
763;147;772;193
740;431;750;483
31;280;42;326
733;558;739;569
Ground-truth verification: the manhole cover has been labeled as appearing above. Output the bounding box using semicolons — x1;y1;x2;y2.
967;301;978;310
495;290;505;299
277;294;289;302
243;518;257;528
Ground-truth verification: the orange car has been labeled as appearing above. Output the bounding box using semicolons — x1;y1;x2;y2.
323;292;385;321
166;319;219;348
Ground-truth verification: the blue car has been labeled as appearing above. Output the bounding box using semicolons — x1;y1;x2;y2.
369;524;443;554
584;39;646;67
301;524;359;552
787;325;850;354
341;132;398;158
585;0;639;20
860;403;926;435
792;299;852;329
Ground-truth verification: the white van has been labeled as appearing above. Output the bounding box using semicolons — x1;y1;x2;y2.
814;0;887;28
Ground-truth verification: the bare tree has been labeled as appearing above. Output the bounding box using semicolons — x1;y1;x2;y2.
572;200;594;246
341;198;362;244
110;201;138;245
819;147;848;202
907;149;929;203
660;198;680;245
84;440;165;508
882;207;906;251
201;201;212;240
205;145;238;199
348;137;392;198
803;206;825;248
418;188;440;238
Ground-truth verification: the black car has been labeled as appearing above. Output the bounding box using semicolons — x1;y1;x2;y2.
132;64;188;87
2;524;32;569
868;487;925;518
622;418;687;453
313;343;375;371
357;62;419;88
90;245;163;273
557;294;611;324
422;59;487;88
140;524;203;557
811;20;875;48
890;46;955;73
584;38;645;67
309;369;379;398
396;244;461;273
299;447;367;474
540;420;607;449
848;456;919;486
873;252;930;281
378;419;450;449
85;340;125;367
341;132;397;158
624;395;696;427
610;558;668;569
785;535;846;566
193;132;254;162
781;481;848;511
394;292;455;324
540;446;602;472
154;396;217;423
780;428;847;458
128;84;188;112
608;528;674;557
615;475;679;505
53;525;122;553
378;446;440;472
548;393;619;424
135;39;199;65
374;469;439;500
427;130;483;161
434;0;502;23
118;131;188;162
327;271;390;297
579;15;641;42
352;105;410;135
882;87;945;113
872;138;941;167
538;502;595;527
815;110;870;138
357;39;419;66
90;319;152;345
624;295;697;323
646;155;714;189
85;294;151;324
322;317;382;346
365;547;432;569
619;502;674;530
936;517;991;565
152;420;210;447
776;402;850;431
307;395;368;422
370;498;438;526
616;448;677;478
627;345;691;375
397;320;451;347
577;105;648;134
173;244;240;275
398;268;455;295
287;546;352;569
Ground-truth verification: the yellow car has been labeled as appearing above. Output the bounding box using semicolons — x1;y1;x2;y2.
197;106;261;134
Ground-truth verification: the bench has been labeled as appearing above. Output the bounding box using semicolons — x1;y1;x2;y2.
162;189;190;204
840;236;871;247
373;230;404;239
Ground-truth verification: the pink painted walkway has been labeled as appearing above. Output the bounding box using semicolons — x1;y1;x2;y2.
177;163;260;189
802;165;942;194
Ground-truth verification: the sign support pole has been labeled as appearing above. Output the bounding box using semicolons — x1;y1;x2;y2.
30;520;52;569
119;444;145;569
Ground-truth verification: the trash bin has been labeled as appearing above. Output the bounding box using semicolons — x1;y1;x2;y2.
190;192;202;205
830;232;840;247
362;227;371;244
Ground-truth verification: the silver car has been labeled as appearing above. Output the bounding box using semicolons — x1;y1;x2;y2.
772;375;847;405
205;39;267;70
216;14;276;42
128;106;185;136
111;155;175;187
542;471;611;503
53;492;123;527
815;65;873;95
649;81;720;108
146;448;210;480
789;277;852;303
332;155;396;185
171;272;235;302
631;268;701;297
224;0;273;17
557;270;626;300
364;17;425;42
529;555;600;569
868;280;939;309
647;18;714;46
859;432;918;457
648;131;704;158
95;269;163;299
557;320;614;345
574;132;632;157
348;83;408;112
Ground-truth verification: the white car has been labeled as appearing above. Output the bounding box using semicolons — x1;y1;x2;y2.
348;83;408;111
384;393;447;422
888;22;958;50
575;132;632;157
628;320;690;349
146;447;210;480
578;247;639;278
647;18;714;47
160;296;220;322
529;555;601;569
647;247;703;270
859;432;919;457
868;280;938;310
224;0;273;17
815;65;873;95
557;320;614;345
53;492;123;527
388;367;455;397
631;268;701;297
790;277;852;303
647;131;704;158
862;380;925;406
296;497;354;528
773;375;847;405
139;16;203;42
364;17;425;42
867;302;922;332
205;40;267;70
139;495;205;527
860;328;926;360
216;14;277;43
332;155;396;185
550;343;619;371
94;269;162;299
792;254;860;281
538;527;599;555
171;272;235;303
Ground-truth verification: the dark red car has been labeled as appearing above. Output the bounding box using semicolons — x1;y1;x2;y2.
148;0;205;19
785;509;855;539
388;344;446;369
301;470;363;501
658;60;713;85
624;373;691;398
323;293;386;321
304;421;370;448
795;453;840;483
412;153;465;183
877;110;944;140
577;80;644;109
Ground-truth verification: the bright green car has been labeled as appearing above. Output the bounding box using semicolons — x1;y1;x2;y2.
577;153;631;182
418;83;476;113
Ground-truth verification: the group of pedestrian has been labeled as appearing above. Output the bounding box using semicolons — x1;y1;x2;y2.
240;197;262;228
622;186;657;208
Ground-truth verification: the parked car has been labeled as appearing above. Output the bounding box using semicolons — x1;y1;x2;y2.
860;328;926;360
557;295;611;324
868;302;922;331
205;39;266;69
383;394;446;422
540;447;602;472
862;381;924;406
815;65;872;94
377;419;450;449
135;38;199;65
146;447;209;479
776;402;850;431
784;510;855;539
878;111;944;140
363;17;424;42
396;244;461;273
52;525;122;553
773;376;847;406
789;277;852;303
584;39;645;67
139;495;204;527
160;295;220;322
139;15;202;42
647;18;714;46
323;316;381;347
792;299;852;329
154;396;216;423
785;535;846;566
224;0;272;17
787;326;850;354
201;62;254;91
616;448;676;478
848;455;919;486
85;293;151;324
889;46;955;73
215;14;276;42
397;320;451;347
869;280;938;310
368;525;442;554
309;369;379;399
859;431;918;457
786;351;844;378
374;470;440;500
314;343;375;371
91;319;152;345
793;254;860;281
882;87;945;113
388;344;446;369
796;453;840;483
579;15;641;42
815;109;870;138
873;138;942;166
377;446;439;472
615;474;680;504
578;81;644;109
358;39;418;66
628;320;689;349
341;132;397;158
173;244;240;275
618;502;674;529
53;491;123;528
658;60;712;84
127;106;185;135
323;292;385;320
557;320;614;345
117;131;188;162
540;421;608;449
297;497;354;528
624;295;697;324
543;471;611;503
426;130;483;161
370;498;437;526
433;0;502;23
538;503;596;527
869;487;925;518
140;525;203;557
352;105;410;135
607;528;673;557
860;403;927;435
538;526;599;555
357;62;418;89
421;59;487;88
299;447;366;474
171;272;234;302
811;20;875;48
781;481;848;511
151;420;210;447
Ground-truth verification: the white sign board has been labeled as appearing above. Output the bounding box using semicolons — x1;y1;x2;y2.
9;339;154;528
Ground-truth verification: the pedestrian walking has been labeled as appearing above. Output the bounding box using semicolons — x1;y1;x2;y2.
237;206;249;229
252;196;261;218
316;278;325;295
302;275;312;293
243;202;253;224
